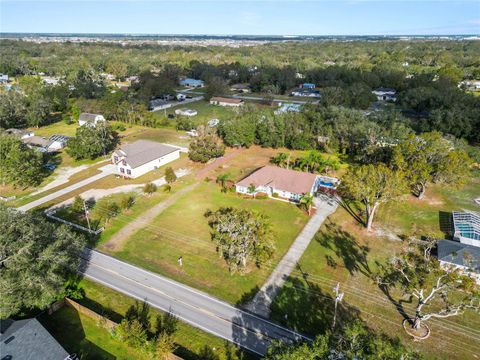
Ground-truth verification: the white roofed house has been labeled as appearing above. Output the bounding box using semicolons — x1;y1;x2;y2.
175;108;198;117
112;140;181;178
210;97;244;107
372;87;397;101
78;113;106;127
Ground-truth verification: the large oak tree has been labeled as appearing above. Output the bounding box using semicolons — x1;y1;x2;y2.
0;206;85;318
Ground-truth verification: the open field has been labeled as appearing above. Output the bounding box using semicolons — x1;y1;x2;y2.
100;180;309;304
74;279;255;360
270;172;480;360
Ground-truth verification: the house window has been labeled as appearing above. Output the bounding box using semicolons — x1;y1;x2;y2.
114;156;118;163
127;169;131;175
122;160;127;166
120;168;125;173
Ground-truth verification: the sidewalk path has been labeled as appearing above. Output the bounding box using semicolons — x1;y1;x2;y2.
18;164;116;212
244;194;338;317
101;182;199;252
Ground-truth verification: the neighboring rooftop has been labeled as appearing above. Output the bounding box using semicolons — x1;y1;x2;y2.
23;135;51;148
78;112;104;122
373;87;396;94
0;318;69;360
236;165;318;195
437;239;480;272
210;96;243;104
114;140;179;169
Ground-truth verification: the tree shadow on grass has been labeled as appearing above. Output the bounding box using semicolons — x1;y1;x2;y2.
269;277;361;337
39;306;115;360
438;211;454;239
317;221;371;277
338;198;365;227
374;260;413;324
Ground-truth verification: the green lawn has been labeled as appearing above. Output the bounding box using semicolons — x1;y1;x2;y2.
71;279;255;360
270;173;480;360
39;306;147;360
101;181;309;304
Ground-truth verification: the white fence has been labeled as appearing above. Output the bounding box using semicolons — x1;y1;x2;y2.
45;210;104;235
0;195;16;202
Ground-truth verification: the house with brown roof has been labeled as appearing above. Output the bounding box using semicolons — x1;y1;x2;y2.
235;165;338;202
111;140;180;178
210;97;244;107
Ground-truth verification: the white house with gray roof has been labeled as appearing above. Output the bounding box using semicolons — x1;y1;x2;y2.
112;140;180;178
78;112;106;127
437;239;480;284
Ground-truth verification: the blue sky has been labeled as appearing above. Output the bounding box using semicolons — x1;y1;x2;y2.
0;1;479;35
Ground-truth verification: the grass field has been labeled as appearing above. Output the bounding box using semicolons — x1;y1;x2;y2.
40;306;147;360
69;279;255;360
101;180;309;304
270;172;480;360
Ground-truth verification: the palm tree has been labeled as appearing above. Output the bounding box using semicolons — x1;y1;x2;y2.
247;183;257;198
299;193;314;215
216;173;230;191
271;152;289;168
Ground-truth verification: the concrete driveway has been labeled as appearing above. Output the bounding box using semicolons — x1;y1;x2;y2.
244;194;338;317
18;164;116;212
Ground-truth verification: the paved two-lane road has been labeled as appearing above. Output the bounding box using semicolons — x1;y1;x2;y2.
79;249;311;356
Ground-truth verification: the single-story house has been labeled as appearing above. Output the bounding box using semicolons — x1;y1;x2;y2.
372;87;397;101
112;140;181;178
437;239;480;284
459;80;480;91
78;113;106;127
290;89;321;98
175;108;198;117
208;118;220;127
275;103;302;114
179;78;204;88
0;318;70;360
41;76;60;85
5;128;35;139
235;165;338;202
210;97;244;107
176;93;187;101
49;134;70;150
300;83;316;89
230;83;251;93
452;211;480;247
0;73;9;83
22;136;54;152
149;98;172;111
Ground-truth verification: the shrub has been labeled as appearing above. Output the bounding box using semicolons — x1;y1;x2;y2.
120;194;136;210
143;182;157;195
164;167;177;183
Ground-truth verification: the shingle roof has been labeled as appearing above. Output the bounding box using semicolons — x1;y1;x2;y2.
114;140;179;169
22;136;52;148
437;239;480;272
79;112;102;122
0;318;69;360
210;96;243;104
236;165;318;195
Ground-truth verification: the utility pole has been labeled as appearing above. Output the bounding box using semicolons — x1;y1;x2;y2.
332;282;344;331
83;200;91;231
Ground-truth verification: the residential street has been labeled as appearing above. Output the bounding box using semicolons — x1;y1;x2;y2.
18;164;116;212
245;194;339;317
79;249;311;356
